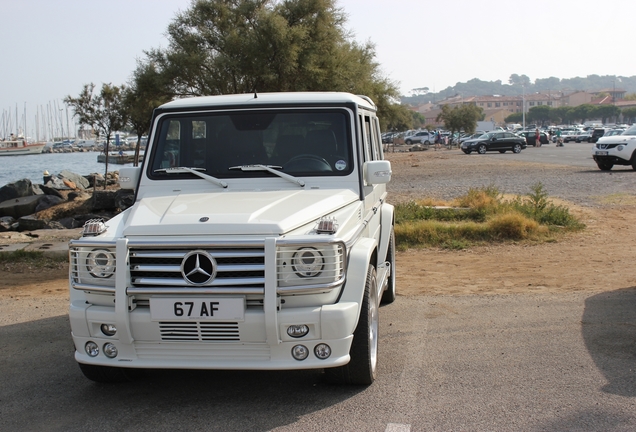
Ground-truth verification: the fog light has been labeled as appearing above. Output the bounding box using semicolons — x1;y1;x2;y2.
287;324;309;338
617;145;624;151
103;343;118;358
85;341;99;357
100;324;117;336
314;343;332;360
291;344;309;361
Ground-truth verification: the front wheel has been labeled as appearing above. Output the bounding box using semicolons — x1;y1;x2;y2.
477;144;487;154
325;265;378;385
512;144;522;154
596;161;613;171
405;139;412;145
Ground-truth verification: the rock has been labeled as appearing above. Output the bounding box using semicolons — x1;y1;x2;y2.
0;216;16;232
32;184;45;195
0;195;43;218
35;195;64;213
91;190;117;210
0;179;34;202
115;189;135;210
409;144;428;152
59;170;90;190
44;176;72;190
67;192;80;201
16;216;48;231
58;217;82;229
39;184;64;199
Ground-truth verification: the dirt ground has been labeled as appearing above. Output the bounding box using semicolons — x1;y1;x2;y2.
1;152;636;302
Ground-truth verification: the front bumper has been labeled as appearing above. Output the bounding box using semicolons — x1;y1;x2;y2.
70;299;358;370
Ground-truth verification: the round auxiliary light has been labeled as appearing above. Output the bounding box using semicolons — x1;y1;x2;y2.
617;145;624;151
103;343;118;359
291;345;309;361
314;344;332;360
287;325;309;338
291;248;324;278
100;324;117;336
85;341;99;357
86;249;116;278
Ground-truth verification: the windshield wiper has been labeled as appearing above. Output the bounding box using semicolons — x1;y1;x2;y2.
154;167;228;189
228;164;305;187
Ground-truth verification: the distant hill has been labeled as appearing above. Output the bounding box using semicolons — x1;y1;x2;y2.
402;75;636;105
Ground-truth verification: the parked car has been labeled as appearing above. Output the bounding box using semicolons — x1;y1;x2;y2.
604;129;625;137
592;124;636;171
404;130;435;145
589;128;607;143
517;131;550;146
562;130;582;143
574;131;592;143
461;131;527;154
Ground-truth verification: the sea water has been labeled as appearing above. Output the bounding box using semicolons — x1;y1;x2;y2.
0;151;139;187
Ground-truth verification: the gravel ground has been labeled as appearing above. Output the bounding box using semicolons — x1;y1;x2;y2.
384;148;636;206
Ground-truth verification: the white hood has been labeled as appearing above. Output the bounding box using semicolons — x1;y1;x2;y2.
123;189;358;236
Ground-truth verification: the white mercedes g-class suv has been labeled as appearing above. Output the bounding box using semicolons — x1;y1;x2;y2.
592;124;636;171
69;92;395;385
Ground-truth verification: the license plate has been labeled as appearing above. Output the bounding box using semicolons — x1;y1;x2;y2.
596;151;608;156
150;297;245;321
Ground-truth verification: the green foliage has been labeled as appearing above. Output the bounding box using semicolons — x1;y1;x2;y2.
435;104;484;137
141;0;400;129
394;184;584;249
65;83;128;186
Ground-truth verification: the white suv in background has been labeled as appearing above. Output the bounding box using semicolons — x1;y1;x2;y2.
592;125;636;171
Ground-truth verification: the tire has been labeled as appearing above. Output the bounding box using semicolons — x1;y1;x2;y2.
78;363;138;383
423;140;430;145
463;150;472;154
381;227;396;305
325;265;378;385
498;150;506;153
477;144;487;154
596;161;613;171
405;139;412;145
512;144;522;154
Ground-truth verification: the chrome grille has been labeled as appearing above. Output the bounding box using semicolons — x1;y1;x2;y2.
129;248;265;288
159;321;240;341
598;143;619;150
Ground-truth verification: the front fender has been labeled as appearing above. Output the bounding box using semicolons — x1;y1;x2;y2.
337;237;377;333
377;203;394;267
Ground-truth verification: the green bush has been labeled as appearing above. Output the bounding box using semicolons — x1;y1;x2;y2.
394;183;584;249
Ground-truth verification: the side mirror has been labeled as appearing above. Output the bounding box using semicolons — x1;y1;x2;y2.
119;166;141;191
364;160;392;184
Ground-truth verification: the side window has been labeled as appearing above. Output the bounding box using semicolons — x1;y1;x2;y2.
359;114;372;162
374;117;384;159
159;120;181;168
363;114;381;161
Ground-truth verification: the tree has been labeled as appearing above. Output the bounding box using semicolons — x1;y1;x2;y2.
142;0;400;129
124;61;172;165
594;105;621;124
65;83;128;188
551;106;575;125
572;104;595;124
436;104;483;142
504;113;523;123
508;74;531;87
621;107;636;123
527;105;552;126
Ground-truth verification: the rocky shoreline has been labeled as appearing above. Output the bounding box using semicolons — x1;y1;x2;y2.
0;170;133;233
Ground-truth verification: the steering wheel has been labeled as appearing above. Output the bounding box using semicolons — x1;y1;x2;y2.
284;154;332;172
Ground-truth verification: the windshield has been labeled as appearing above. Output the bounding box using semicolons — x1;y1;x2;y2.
622;125;636;136
148;109;352;179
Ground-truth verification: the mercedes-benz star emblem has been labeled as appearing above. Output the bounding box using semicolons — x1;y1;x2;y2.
181;250;217;285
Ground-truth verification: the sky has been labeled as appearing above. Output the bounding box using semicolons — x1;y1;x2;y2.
2;0;635;138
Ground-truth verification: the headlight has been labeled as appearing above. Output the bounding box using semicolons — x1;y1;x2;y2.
292;247;324;277
70;245;117;287
86;249;116;278
277;241;345;288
